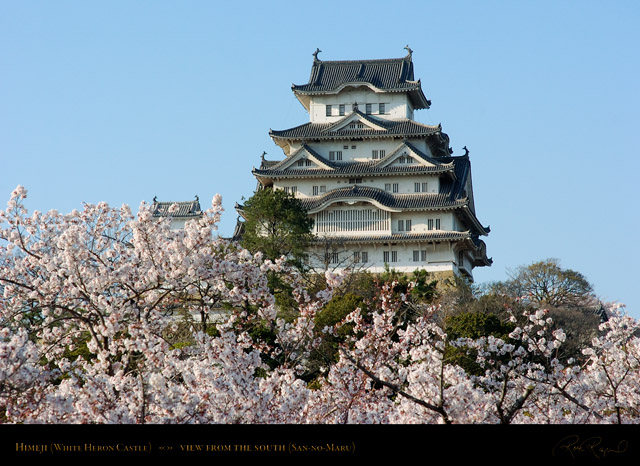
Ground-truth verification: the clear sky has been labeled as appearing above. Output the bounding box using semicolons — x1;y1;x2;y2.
1;1;639;317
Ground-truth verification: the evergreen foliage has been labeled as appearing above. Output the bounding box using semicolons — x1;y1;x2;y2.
239;188;314;266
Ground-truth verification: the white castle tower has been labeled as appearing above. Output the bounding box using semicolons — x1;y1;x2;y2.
243;48;491;279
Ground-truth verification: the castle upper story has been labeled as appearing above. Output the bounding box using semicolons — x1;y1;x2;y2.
292;48;430;124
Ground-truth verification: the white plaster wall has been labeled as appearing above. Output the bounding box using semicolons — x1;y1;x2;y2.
273;174;441;199
308;242;460;275
310;90;412;123
315;140;406;163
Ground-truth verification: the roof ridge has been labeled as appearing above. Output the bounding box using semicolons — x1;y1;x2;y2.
314;56;410;65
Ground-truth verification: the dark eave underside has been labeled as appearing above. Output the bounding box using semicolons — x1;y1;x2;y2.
312;231;471;244
254;164;454;179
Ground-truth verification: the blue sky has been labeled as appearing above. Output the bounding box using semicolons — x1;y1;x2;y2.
1;1;639;317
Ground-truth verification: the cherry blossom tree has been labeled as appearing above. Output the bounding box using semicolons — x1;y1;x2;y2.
1;186;638;424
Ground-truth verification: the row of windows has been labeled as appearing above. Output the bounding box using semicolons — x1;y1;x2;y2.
331;149;388;160
326;103;386;117
396;219;440;231
288;184;421;197
325;251;370;264
320;249;460;265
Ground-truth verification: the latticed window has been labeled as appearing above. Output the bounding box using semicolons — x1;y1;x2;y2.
406;219;412;231
362;251;368;263
383;251;398;262
326;105;332;117
366;103;372;114
379;103;386;114
392;183;399;193
315;208;390;233
339;104;345;116
415;182;428;193
313;186;319;196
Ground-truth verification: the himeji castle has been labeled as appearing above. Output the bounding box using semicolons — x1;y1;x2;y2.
240;48;491;280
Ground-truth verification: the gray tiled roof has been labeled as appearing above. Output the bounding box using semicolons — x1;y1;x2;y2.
299;185;467;212
312;231;472;244
255;164;454;179
254;142;455;179
270;111;442;141
292;55;431;109
151;197;202;218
